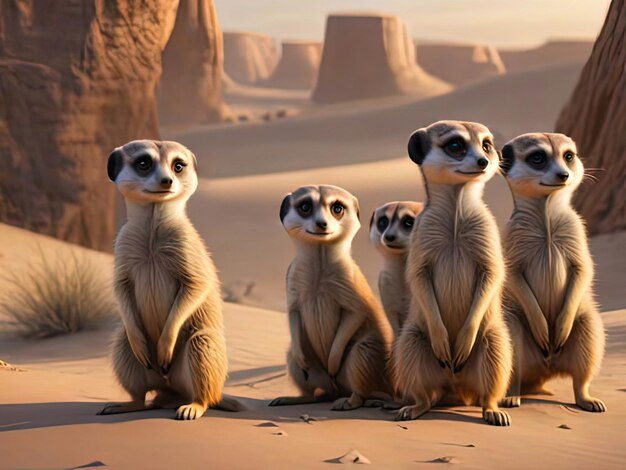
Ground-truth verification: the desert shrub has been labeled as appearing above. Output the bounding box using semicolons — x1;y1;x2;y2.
0;249;115;338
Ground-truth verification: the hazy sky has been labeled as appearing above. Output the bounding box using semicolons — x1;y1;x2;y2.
214;0;610;48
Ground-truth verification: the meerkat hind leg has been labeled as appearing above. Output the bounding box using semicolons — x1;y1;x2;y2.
98;399;155;415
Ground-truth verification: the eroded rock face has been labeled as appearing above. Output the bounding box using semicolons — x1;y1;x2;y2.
312;13;451;104
416;43;505;86
555;1;626;235
0;0;179;251
159;0;229;126
223;31;278;85
261;41;322;90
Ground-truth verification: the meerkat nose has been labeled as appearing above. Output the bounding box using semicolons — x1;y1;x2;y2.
316;220;328;229
557;172;569;182
477;157;489;169
161;177;173;188
384;234;396;242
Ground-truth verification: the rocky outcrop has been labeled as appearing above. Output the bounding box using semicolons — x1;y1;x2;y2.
500;40;593;73
223;31;278;85
312;13;451;104
159;0;229;125
261;41;322;90
0;1;179;251
416;43;505;86
555;1;626;235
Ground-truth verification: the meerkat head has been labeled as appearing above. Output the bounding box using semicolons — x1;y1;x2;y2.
500;133;583;198
107;140;198;204
369;201;423;256
407;120;499;185
279;185;361;245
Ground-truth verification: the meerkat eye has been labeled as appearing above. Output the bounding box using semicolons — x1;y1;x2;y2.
563;151;575;162
402;216;415;230
444;138;466;159
134;156;152;173
526;151;547;169
298;200;312;215
482;140;492;153
377;216;389;232
331;202;344;218
173;160;187;173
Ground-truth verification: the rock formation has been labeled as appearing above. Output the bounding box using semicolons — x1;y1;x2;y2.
500;40;593;73
159;0;229;125
416;43;505;86
261;41;322;90
555;1;626;235
223;31;278;85
312;13;451;104
0;1;179;251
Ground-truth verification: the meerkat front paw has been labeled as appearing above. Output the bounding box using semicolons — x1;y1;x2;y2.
157;332;176;374
499;396;521;408
576;396;606;413
394;403;430;421
331;393;364;411
175;402;206;420
483;408;511;426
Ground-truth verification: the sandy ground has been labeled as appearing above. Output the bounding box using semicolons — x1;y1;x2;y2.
2;60;625;468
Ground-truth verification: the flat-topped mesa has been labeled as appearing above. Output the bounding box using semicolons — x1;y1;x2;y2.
223;31;279;85
312;13;451;104
261;41;322;90
499;39;594;73
158;0;230;126
416;43;505;86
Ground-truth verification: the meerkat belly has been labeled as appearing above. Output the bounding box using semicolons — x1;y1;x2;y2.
133;258;179;345
431;246;477;340
300;294;341;368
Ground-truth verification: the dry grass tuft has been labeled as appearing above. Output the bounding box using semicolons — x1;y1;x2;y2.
0;249;115;339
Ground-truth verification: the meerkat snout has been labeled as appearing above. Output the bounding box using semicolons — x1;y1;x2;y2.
107;139;198;204
369;201;423;254
500;133;583;197
407;120;499;185
280;185;361;244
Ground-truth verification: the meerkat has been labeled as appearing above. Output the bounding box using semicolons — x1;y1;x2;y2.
269;185;394;411
99;140;236;420
369;201;424;335
393;120;513;426
499;133;606;412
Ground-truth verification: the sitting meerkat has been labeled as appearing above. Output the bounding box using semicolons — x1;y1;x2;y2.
99;140;236;420
393;120;513;426
499;133;606;412
369;201;424;335
269;185;394;411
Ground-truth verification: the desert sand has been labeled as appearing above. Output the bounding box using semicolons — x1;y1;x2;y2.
1;54;625;468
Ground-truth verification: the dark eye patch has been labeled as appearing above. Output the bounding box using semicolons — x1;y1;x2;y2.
525;150;548;170
133;154;154;174
401;216;415;231
296;198;313;218
443;137;466;159
377;216;389;232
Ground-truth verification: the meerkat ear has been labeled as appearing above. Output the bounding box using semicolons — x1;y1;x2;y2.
407;129;430;165
107;149;124;182
369;210;375;228
279;194;291;223
500;144;515;175
353;197;361;221
188;149;198;170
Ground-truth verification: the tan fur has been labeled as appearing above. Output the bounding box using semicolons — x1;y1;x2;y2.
500;133;606;412
393;121;513;426
270;185;394;410
99;140;231;420
370;201;424;335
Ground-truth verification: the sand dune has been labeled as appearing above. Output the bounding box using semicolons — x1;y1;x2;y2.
261;41;322;90
499;39;593;73
416;42;506;86
312;13;451;103
223;31;278;85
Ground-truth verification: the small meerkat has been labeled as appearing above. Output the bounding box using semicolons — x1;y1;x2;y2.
393;120;513;426
499;133;606;412
99;140;235;420
269;185;394;411
369;201;424;335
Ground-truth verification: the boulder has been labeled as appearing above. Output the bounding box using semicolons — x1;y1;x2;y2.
312;13;451;104
223;31;278;85
416;43;505;86
555;1;626;235
0;0;179;251
159;0;230;126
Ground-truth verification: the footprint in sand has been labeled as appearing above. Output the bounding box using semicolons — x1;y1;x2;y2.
325;449;371;464
418;456;458;464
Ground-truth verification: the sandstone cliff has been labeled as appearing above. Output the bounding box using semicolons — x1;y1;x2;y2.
223;31;278;85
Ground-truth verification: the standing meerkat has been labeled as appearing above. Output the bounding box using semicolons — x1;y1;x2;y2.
99;140;235;420
393;120;513;426
269;185;394;411
369;201;424;335
499;133;606;412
